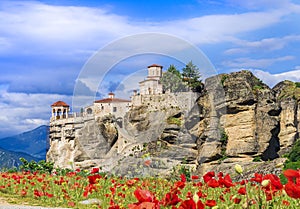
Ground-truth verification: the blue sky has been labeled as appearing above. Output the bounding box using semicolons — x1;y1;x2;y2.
1;0;300;138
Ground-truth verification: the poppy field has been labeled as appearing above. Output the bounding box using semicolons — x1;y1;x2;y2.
0;165;300;209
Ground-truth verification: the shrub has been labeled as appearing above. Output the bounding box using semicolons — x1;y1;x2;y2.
287;139;300;162
253;85;264;91
167;116;182;126
281;139;300;183
220;74;228;86
220;128;228;142
19;158;54;174
253;156;262;162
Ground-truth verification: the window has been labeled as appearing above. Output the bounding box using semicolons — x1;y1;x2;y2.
113;107;117;112
86;108;93;114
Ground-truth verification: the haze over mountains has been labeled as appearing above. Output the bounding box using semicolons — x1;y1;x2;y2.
0;125;49;169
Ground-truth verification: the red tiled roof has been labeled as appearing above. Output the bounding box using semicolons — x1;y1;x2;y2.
94;98;131;103
51;101;69;107
139;78;160;83
147;64;163;68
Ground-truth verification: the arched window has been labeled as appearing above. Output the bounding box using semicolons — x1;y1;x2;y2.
87;108;93;114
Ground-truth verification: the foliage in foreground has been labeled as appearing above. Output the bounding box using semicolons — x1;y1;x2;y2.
0;164;300;209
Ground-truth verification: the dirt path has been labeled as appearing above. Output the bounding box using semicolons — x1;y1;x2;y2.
0;197;69;209
0;196;9;205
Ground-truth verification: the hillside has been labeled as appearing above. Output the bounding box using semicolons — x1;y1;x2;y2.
0;147;41;169
0;125;49;159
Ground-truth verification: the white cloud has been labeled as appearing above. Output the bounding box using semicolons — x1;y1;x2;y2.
252;67;300;87
168;10;286;44
0;0;298;56
223;56;294;68
0;89;72;138
225;35;300;54
227;0;291;10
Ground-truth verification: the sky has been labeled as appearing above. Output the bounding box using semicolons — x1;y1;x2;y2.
1;0;300;138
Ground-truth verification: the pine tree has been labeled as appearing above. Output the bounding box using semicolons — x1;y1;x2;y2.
182;61;203;92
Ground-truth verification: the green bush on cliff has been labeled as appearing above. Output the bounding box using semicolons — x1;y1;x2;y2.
280;138;300;183
167;116;182;126
287;139;300;162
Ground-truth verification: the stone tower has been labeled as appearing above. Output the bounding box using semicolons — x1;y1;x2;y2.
139;64;163;95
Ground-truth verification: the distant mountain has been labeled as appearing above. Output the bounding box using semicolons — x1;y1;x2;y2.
0;147;41;169
0;125;49;160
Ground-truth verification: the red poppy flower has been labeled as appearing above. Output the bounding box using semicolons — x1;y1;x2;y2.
181;174;187;183
134;189;154;203
285;181;300;199
20;189;27;196
207;179;219;188
178;199;196;209
197;191;206;198
197;200;205;209
192;175;199;180
263;174;283;191
68;202;75;207
128;202;156;209
251;173;263;183
220;174;234;188
233;198;241;204
88;174;102;184
174;181;186;189
219;195;225;202
91;167;100;174
282;200;290;206
203;171;215;183
238;187;246;195
162;192;181;206
126;179;136;187
265;190;273;201
284;169;300;182
129;189;159;209
217;172;223;178
34;189;43;197
205;199;216;207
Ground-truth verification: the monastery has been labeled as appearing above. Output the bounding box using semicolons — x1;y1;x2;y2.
50;64;164;121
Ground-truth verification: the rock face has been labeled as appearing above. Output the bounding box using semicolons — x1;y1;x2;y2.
273;80;300;155
47;71;300;177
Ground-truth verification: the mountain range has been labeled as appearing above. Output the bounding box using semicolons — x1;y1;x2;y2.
0;125;49;169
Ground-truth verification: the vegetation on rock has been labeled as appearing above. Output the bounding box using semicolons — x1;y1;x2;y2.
283;139;300;172
182;61;203;92
161;65;187;93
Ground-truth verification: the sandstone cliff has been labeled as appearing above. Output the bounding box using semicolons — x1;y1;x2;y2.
47;70;300;177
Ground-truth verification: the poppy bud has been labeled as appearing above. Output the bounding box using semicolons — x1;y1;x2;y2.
193;192;199;203
261;179;270;187
235;164;243;175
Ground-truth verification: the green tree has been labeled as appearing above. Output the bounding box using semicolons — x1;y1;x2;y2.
161;65;187;93
182;61;203;92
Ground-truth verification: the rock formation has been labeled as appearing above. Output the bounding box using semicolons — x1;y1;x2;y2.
47;70;300;177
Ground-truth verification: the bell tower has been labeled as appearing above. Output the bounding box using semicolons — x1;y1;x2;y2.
51;101;70;120
147;64;163;80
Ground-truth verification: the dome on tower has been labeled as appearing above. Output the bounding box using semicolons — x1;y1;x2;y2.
51;101;69;107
